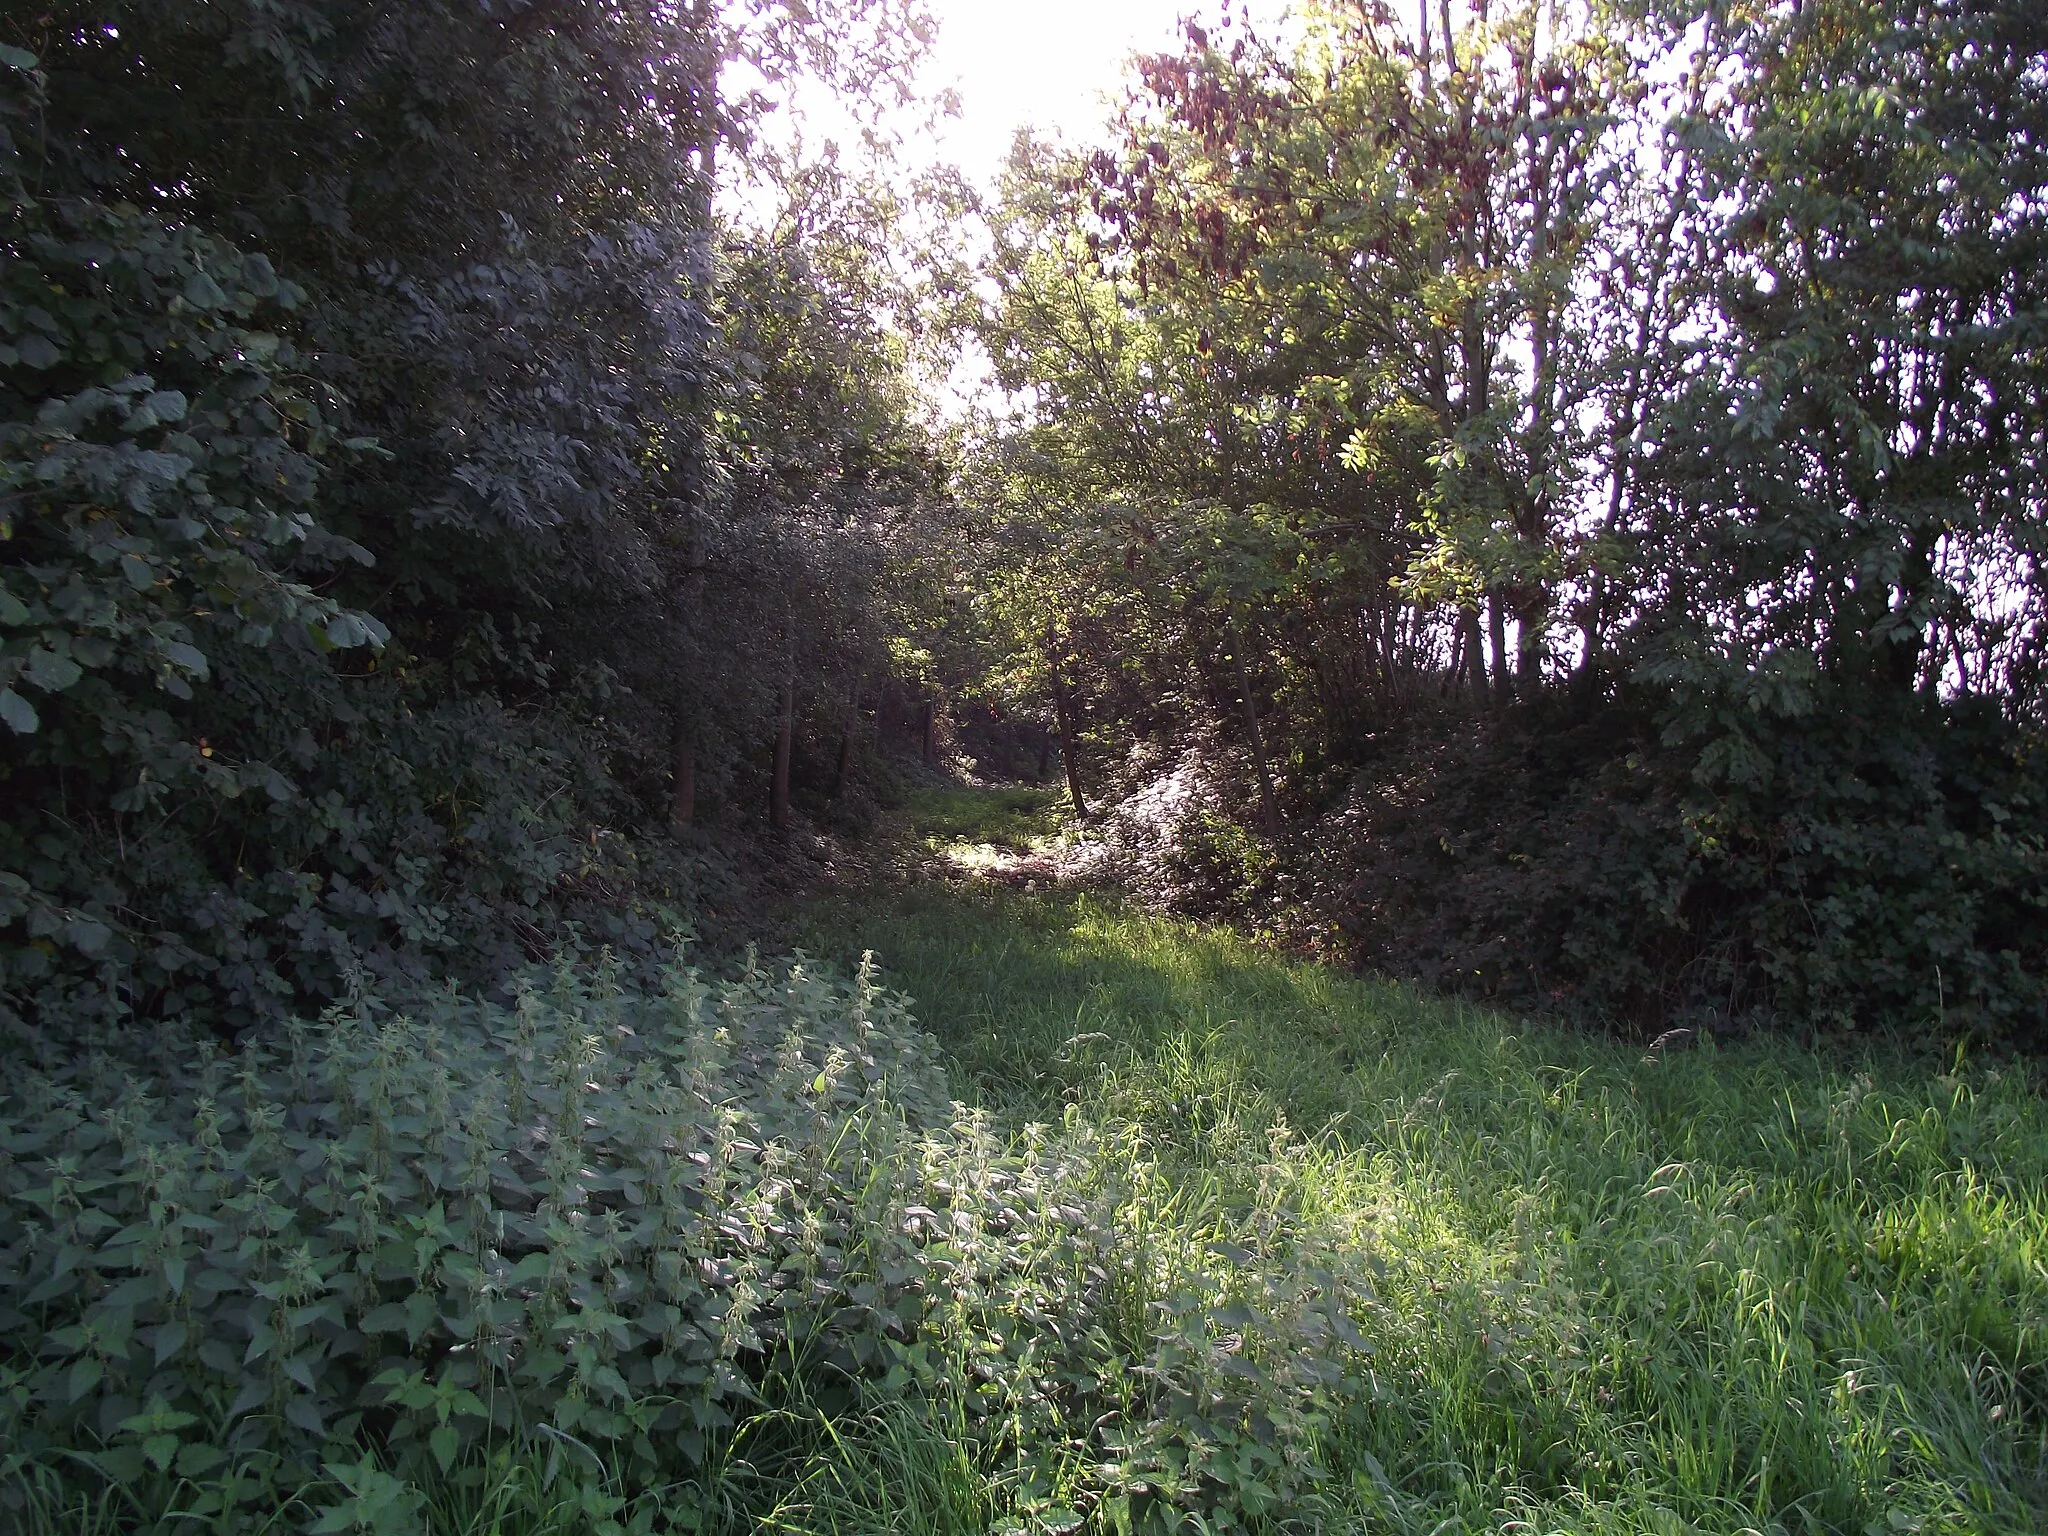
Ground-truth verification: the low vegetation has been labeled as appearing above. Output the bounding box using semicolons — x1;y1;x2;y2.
8;794;2048;1534
797;801;2048;1533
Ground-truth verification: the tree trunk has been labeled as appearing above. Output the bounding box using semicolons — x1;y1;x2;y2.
833;673;863;796
1464;606;1490;704
1516;591;1546;694
1046;625;1089;822
1488;593;1513;707
919;699;938;766
769;674;794;833
1036;730;1052;783
670;717;695;832
1229;612;1283;835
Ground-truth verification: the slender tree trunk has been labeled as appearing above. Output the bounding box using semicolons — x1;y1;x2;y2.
877;681;899;756
1036;730;1052;783
918;699;937;766
670;716;695;832
769;673;794;833
1046;624;1089;822
1577;588;1604;695
832;672;863;796
1464;606;1489;704
1516;591;1545;694
1488;593;1513;707
1229;612;1283;835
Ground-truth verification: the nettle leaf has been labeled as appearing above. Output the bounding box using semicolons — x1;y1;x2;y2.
429;1422;460;1472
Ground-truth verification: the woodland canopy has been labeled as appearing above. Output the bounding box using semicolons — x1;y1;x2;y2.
957;0;2048;1044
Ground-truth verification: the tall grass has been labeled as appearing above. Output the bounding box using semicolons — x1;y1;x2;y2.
795;817;2048;1535
15;789;2046;1533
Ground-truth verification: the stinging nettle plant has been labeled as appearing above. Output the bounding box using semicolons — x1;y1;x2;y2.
1;942;1388;1533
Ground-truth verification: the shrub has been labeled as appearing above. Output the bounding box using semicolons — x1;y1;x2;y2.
1313;691;2048;1045
0;945;956;1524
0;943;1385;1533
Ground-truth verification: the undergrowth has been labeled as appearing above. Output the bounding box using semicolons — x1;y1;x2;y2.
9;788;2048;1534
789;797;2048;1535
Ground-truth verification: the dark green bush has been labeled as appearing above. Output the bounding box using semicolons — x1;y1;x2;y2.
1321;690;2048;1045
0;946;956;1522
1;5;941;1044
0;944;1382;1533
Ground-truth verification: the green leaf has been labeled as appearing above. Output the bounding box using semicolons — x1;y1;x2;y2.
430;1422;460;1472
23;647;82;691
67;1356;104;1401
184;272;230;310
325;614;367;648
160;640;209;676
0;688;37;733
241;254;279;298
176;1441;226;1476
142;389;189;424
0;44;38;69
64;915;112;955
1329;1310;1374;1354
93;1446;147;1485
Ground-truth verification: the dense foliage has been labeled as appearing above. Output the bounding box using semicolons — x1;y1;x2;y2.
2;943;1398;1534
0;950;956;1522
953;0;2048;1043
9;0;2048;1525
0;1;945;1040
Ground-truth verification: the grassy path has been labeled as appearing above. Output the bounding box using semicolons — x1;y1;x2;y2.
792;787;2048;1535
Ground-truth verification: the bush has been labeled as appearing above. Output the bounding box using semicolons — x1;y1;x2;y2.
1314;690;2048;1045
0;942;1385;1533
1065;748;1282;923
0;945;955;1524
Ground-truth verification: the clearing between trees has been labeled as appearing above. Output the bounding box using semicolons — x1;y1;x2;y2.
8;783;2046;1534
783;787;2048;1535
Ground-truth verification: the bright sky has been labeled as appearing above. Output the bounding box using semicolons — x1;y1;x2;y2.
915;0;1291;188
726;0;1295;415
732;0;1295;200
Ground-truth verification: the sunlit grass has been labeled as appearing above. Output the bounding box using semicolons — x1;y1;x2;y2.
901;785;1069;854
793;792;2048;1535
29;790;2043;1534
